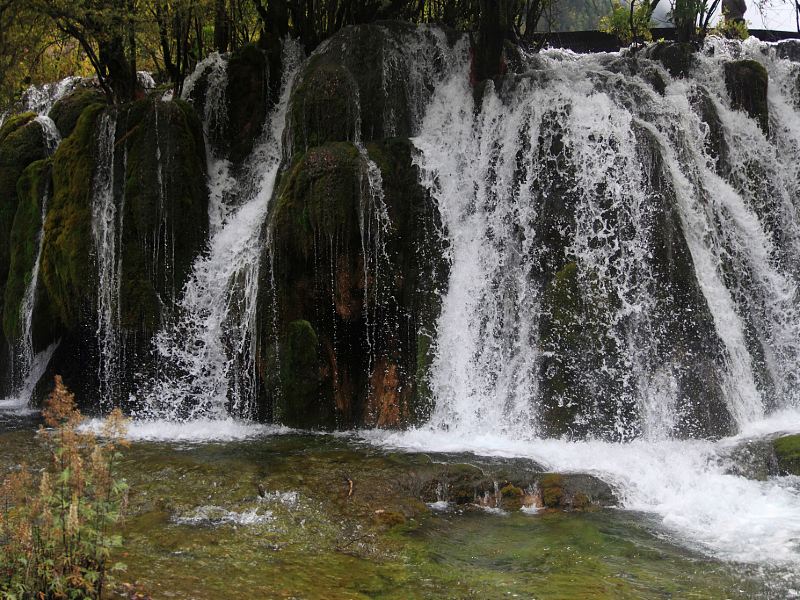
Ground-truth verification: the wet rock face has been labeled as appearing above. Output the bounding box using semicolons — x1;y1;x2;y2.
643;42;695;78
34;98;208;407
117;98;208;335
226;44;271;164
3;159;52;348
262;137;447;429
724;59;769;134
0;115;49;393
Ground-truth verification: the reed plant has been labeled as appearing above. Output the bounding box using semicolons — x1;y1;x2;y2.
0;376;129;599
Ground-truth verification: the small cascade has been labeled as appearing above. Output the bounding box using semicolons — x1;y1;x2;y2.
16;181;52;386
34;115;61;153
140;40;304;420
92;112;122;408
356;143;391;380
19;76;85;117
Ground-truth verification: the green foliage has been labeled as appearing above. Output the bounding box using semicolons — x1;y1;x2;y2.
599;1;654;45
0;376;129;599
670;0;721;42
711;16;749;40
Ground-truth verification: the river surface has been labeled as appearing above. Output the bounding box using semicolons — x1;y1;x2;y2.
1;413;797;599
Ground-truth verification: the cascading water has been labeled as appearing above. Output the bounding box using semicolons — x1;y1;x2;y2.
1;116;62;410
139;40;304;421
371;37;800;576
92;112;122;407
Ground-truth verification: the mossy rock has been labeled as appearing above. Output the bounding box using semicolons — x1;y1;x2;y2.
773;434;800;475
0;114;48;362
3;159;51;344
41;103;105;330
262;137;447;429
48;87;106;138
0;112;38;144
290;59;359;152
117;98;208;334
288;23;437;153
724;59;769;134
643;42;694;78
537;473;616;511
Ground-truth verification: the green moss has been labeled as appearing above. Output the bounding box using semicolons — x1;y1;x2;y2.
278;320;332;428
540;474;566;509
0;112;36;144
48;88;106;138
273;142;362;258
41;103;105;330
2;159;51;343
290;57;359;152
117;98;208;334
724;59;769;134
773;434;800;475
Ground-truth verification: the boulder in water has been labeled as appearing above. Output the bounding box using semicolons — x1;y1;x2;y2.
643;42;694;78
773;434;800;476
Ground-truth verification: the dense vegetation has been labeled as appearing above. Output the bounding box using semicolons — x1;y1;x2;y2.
0;0;756;110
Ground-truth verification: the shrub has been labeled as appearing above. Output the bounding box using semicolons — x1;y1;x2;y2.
600;0;655;45
0;376;129;599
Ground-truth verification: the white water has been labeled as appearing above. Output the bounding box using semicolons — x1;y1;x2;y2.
140;40;304;421
91;112;122;407
0;342;58;414
366;413;800;568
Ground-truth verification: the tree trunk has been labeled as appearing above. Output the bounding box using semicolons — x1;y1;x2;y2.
473;0;512;82
215;0;230;52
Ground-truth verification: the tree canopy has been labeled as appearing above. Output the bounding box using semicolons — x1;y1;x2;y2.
0;0;767;110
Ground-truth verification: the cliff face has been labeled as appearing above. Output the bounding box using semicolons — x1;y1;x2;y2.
0;27;793;438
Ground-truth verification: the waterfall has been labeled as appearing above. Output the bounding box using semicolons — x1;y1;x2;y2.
92;112;122;407
410;44;800;440
369;36;800;573
140;40;304;421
